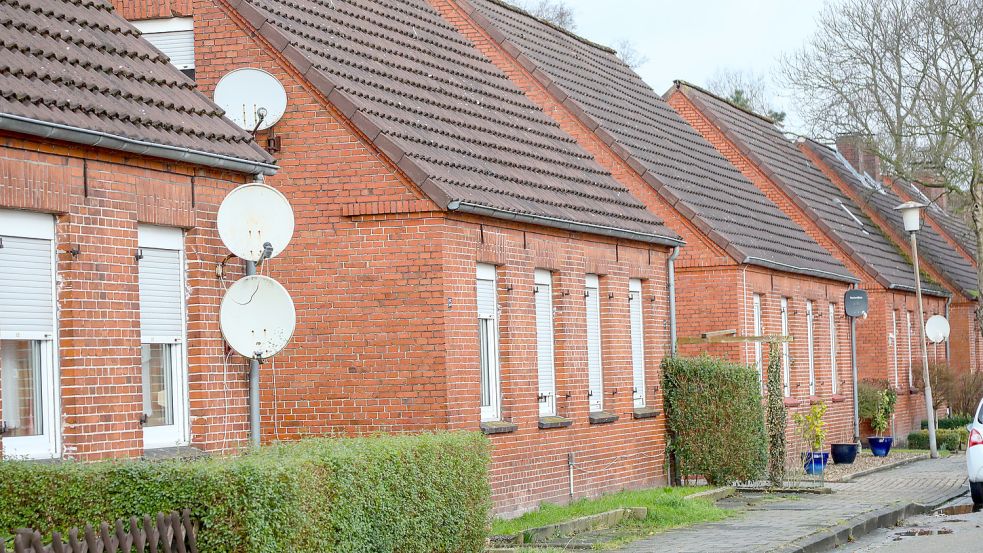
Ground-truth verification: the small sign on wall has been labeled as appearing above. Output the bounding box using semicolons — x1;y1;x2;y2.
844;289;868;318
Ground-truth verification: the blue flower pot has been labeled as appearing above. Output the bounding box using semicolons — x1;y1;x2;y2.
831;443;859;464
868;436;893;457
803;452;830;474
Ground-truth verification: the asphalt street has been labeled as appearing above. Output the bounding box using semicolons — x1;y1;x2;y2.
842;499;983;551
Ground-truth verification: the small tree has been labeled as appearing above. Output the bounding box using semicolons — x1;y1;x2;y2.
793;402;829;453
766;341;788;486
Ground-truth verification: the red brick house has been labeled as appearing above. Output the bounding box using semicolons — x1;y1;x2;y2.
668;83;949;437
112;0;701;514
444;0;860;451
802;138;981;380
0;0;276;461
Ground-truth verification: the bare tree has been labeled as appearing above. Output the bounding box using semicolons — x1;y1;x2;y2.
519;0;576;30
613;39;648;70
707;68;786;124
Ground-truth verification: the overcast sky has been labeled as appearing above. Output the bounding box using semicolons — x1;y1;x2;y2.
555;0;829;132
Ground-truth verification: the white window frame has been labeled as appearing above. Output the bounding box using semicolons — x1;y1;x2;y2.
629;279;646;408
780;298;791;397
534;269;557;417
829;303;838;395
0;209;59;460
138;225;189;450
585;274;604;413
806;300;816;396
906;311;914;388
752;294;763;390
891;310;899;387
476;264;501;422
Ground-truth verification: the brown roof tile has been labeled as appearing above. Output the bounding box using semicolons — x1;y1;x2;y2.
0;0;275;171
893;178;978;262
678;82;944;296
229;0;681;245
467;0;855;283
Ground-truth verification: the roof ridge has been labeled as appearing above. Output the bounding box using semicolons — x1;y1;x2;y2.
674;79;777;125
479;0;617;54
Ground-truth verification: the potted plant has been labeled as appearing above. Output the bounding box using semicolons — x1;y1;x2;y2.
793;402;828;474
830;442;859;464
867;388;897;456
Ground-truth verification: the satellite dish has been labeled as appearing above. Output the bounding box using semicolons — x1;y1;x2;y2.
925;315;950;344
217;182;294;262
220;275;296;359
214;68;287;131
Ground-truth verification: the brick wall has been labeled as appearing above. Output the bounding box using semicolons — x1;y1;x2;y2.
112;0;192;20
0;133;252;459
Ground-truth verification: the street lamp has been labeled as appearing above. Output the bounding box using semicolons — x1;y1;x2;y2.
894;201;939;459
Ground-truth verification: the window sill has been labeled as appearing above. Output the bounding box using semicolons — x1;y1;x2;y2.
632;407;661;420
831;394;847;403
909;388;921;395
588;411;619;425
783;397;802;407
538;416;573;429
142;445;206;461
480;420;518;435
809;396;823;405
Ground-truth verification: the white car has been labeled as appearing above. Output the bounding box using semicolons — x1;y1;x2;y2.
968;398;983;503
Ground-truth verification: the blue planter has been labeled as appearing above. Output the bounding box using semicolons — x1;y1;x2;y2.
868;436;893;457
803;452;830;474
831;443;859;464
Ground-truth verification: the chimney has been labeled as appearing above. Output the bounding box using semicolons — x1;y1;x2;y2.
913;164;947;210
835;133;880;181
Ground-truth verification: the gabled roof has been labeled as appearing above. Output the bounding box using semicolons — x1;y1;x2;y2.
804;140;977;298
893;179;978;261
0;0;276;175
463;0;855;283
226;0;681;246
675;82;946;296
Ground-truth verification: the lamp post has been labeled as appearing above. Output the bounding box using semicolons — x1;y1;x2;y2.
895;201;938;459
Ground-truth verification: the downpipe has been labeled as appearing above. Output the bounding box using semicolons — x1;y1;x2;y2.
667;246;680;356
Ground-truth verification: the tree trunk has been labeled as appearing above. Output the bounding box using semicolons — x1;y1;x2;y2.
972;176;983;340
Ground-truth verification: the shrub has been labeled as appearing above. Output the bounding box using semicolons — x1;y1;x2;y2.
907;428;968;451
662;354;767;485
0;432;491;553
792;402;827;453
922;415;973;430
857;380;896;435
945;371;983;416
765;342;788;487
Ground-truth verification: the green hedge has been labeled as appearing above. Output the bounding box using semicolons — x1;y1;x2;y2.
0;432;490;553
906;428;968;451
662;355;767;485
921;416;972;430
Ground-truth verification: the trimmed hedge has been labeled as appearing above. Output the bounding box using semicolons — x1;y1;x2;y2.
663;355;767;485
0;432;490;553
906;428;968;451
921;416;972;430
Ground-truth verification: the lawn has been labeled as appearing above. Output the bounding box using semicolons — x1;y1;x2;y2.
491;486;728;537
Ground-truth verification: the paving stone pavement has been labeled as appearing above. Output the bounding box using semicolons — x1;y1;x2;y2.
614;454;968;553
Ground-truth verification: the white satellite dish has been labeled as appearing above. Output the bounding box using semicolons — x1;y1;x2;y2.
925;315;950;344
220;275;296;359
217;182;294;262
214;68;287;131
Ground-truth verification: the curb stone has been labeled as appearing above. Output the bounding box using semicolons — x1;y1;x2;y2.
683;486;735;502
771;489;968;553
829;453;930;483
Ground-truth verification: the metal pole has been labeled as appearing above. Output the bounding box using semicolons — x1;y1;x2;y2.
850;316;860;444
910;232;939;458
246;259;261;448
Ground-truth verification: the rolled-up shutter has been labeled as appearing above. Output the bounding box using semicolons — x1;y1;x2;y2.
0;210;54;338
629;279;645;408
535;270;556;416
585;274;603;412
138;226;184;342
133;18;194;70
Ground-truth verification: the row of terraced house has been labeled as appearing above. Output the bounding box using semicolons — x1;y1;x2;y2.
0;0;979;515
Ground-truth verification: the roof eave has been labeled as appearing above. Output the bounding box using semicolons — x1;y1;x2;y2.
742;255;859;284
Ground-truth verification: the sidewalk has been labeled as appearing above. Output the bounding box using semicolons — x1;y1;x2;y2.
613;454;968;553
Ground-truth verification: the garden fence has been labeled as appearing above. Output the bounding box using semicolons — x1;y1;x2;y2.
1;510;196;553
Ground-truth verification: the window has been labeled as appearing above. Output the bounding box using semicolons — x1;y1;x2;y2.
806;300;816;396
0;209;58;459
906;311;914;388
137;225;188;449
752;294;763;388
780;298;791;397
892;310;899;387
585;274;603;413
132;18;195;80
629;279;645;408
534;270;556;417
829;303;838;394
476;264;500;422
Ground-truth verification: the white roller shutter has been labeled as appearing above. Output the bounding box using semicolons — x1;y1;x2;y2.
629;279;645;408
535;270;556;417
806;300;816;395
780;298;791;397
0;210;54;338
585;274;603;412
133;18;194;70
752;294;763;389
138;227;184;342
476;263;500;422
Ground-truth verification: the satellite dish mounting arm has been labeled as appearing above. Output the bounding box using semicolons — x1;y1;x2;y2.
256;241;274;266
250;107;268;136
